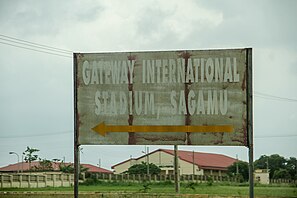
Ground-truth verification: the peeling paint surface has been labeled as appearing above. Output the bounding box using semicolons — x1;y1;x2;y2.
74;49;251;146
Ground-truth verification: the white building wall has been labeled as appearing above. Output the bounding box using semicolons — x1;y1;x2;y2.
143;150;174;167
113;150;203;175
179;160;203;175
113;159;136;174
254;170;270;184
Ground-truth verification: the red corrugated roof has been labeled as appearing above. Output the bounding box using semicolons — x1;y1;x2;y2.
0;162;112;174
81;164;112;174
160;149;237;170
112;149;237;171
0;161;40;172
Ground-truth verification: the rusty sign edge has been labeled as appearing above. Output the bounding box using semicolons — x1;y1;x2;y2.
74;48;251;146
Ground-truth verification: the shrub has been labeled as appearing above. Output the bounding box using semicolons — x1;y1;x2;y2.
184;182;196;191
207;176;213;186
139;183;151;193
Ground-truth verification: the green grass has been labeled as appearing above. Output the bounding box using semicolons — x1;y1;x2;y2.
1;182;297;197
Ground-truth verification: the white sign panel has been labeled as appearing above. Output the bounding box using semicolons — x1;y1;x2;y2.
74;48;252;146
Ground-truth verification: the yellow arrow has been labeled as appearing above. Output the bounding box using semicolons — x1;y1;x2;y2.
92;122;234;137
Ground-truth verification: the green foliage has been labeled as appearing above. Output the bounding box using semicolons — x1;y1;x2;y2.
184;182;196;190
235;174;245;183
33;158;53;171
273;169;291;179
139;182;151;193
227;161;249;182
59;163;74;173
286;157;297;180
254;154;296;180
81;174;102;186
207;176;213;186
1;183;297;197
23;146;40;163
22;146;40;171
127;162;161;175
254;154;285;179
254;155;269;169
82;178;98;186
59;163;89;173
52;158;61;162
160;180;173;185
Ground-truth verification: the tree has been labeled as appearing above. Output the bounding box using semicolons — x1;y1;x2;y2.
227;161;249;182
254;154;287;179
23;146;40;171
273;169;290;179
285;157;297;180
268;154;287;177
254;155;269;170
127;162;161;175
52;158;61;163
59;163;88;174
59;163;74;173
33;158;53;171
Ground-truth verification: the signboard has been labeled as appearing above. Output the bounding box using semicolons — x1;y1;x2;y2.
74;48;252;146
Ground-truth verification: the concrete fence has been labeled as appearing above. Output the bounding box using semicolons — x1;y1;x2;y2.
93;173;238;183
0;173;74;188
269;179;296;184
1;173;295;188
93;173;296;184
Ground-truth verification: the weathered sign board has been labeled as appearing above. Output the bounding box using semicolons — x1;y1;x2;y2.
74;48;252;146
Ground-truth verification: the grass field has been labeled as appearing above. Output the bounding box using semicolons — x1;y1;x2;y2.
1;182;297;197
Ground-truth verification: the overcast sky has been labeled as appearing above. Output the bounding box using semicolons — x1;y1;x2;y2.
0;0;296;170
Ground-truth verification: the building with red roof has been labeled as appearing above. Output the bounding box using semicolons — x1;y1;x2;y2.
112;149;237;176
0;161;112;174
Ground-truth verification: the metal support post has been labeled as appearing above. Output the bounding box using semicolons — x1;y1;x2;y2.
73;53;79;198
247;48;254;198
174;145;180;193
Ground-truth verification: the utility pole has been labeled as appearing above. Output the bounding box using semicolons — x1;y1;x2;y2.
146;146;149;176
192;150;195;176
21;155;24;173
236;154;239;175
130;155;133;166
98;158;101;168
9;152;19;173
143;146;149;176
174;145;180;193
266;157;269;172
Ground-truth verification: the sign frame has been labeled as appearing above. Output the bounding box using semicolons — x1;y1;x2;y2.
73;48;253;198
74;49;251;146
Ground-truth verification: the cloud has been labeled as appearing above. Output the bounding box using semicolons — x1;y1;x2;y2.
0;48;73;136
134;0;223;45
0;0;104;39
0;0;297;168
45;0;223;51
193;0;297;50
255;47;297;95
